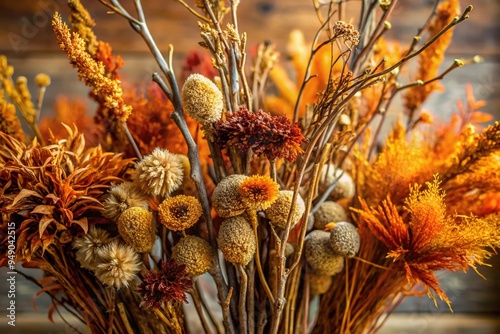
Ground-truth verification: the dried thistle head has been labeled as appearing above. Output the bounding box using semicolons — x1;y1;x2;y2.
217;216;256;265
172;235;215;277
264;190;305;229
94;240;141;289
158;195;203;231
117;207;156;253
73;226;115;271
181;73;224;125
238;175;280;211
305;230;344;276
134;147;184;198
103;182;149;221
212;174;248;218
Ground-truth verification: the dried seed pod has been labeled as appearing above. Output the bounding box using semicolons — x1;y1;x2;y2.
158;195;203;231
319;164;355;201
181;73;224;124
212;174;248;218
305;230;344;276
264;190;305;229
217;215;256;265
103;182;149;222
117;207;156;253
172;236;215;277
309;273;333;296
313;201;348;230
329;222;360;258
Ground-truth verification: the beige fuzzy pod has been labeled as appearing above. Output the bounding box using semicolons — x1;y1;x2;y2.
265;190;305;229
313;201;349;230
172;235;215;277
319;164;355;201
117;207;156;253
181;73;224;124
329;222;360;258
212;174;248;218
217;215;256;265
305;230;344;276
309;273;334;296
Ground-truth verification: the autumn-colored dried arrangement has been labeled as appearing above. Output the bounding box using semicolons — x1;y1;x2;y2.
1;0;499;333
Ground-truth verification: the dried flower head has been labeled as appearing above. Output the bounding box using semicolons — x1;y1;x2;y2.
265;190;305;229
34;73;51;87
158;195;203;231
73;226;115;270
212;174;248;217
319;164;356;201
214;108;306;162
117;207;156;253
333;21;360;46
0;91;24;142
181;73;224;124
309;273;333;296
172;236;215;277
218;216;256;265
134;147;184;198
238;175;280;211
328;222;360;258
305;230;344;276
313;201;349;230
138;258;193;308
94;240;141;289
103;182;149;221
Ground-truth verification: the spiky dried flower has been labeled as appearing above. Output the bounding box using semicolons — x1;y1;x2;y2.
158;195;203;231
52;13;132;121
212;174;248;217
214;108;306;162
172;235;215;277
0;127;131;263
134;147;184;198
94;240;141;289
218;215;256;265
138;258;193;308
103;182;149;221
117;207;156;253
238;175;280;211
181;73;224;124
265;190;305;229
73;226;115;270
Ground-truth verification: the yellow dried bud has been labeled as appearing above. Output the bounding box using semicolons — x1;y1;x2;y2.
158;195;203;231
172;235;215;277
218;216;256;265
35;73;51;87
117;207;155;253
181;73;224;124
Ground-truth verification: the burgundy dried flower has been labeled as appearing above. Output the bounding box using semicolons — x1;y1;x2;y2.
214;108;306;162
138;258;193;308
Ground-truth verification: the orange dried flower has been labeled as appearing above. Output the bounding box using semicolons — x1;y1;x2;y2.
238;175;280;211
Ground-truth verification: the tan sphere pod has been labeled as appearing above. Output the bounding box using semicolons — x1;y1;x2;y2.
313;201;348;230
309;273;334;296
264;190;305;229
172;235;215;277
319;164;355;201
329;221;360;258
181;73;224;124
218;215;256;265
117;207;155;253
305;230;344;276
212;174;248;218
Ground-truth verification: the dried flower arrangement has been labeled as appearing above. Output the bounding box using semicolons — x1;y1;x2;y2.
1;0;499;333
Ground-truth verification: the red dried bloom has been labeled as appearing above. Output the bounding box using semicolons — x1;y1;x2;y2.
214;108;306;162
138;258;193;308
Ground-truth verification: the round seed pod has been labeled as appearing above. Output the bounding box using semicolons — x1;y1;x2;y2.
309;273;333;296
319;164;355;201
217;216;256;265
305;230;344;276
181;73;224;124
264;190;305;229
313;201;348;230
212;174;248;218
172;235;215;277
158;195;203;231
117;207;155;253
329;222;360;258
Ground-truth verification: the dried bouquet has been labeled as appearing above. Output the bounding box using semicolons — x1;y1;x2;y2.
1;0;500;333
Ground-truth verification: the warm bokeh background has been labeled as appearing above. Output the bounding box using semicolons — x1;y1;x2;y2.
0;0;499;332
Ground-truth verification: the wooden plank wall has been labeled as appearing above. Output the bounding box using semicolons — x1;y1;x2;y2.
0;0;499;315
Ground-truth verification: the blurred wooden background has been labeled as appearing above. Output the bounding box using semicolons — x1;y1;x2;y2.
0;0;499;331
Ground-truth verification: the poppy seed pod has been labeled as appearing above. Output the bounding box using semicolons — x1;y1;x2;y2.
305;230;344;276
117;207;156;253
217;216;256;265
329;222;360;258
172;236;215;277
